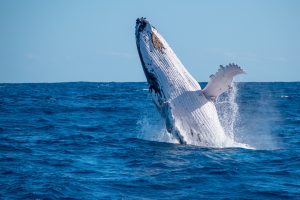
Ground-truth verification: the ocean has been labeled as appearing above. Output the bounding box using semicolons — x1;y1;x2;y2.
0;82;299;199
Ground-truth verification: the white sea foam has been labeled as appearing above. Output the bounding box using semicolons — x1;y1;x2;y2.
137;116;179;144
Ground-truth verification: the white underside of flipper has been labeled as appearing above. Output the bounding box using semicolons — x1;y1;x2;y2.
203;64;245;101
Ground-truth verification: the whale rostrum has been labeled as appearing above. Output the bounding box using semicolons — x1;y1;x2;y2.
135;17;245;147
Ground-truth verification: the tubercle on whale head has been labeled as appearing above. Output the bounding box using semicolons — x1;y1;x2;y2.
135;17;152;38
136;17;148;31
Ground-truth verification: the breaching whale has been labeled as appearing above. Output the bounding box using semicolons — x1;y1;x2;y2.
135;17;246;147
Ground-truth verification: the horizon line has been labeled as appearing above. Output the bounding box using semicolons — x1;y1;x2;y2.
1;81;299;84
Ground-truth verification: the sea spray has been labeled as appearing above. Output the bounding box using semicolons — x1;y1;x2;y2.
216;83;239;140
137;93;179;144
215;82;280;150
236;86;281;150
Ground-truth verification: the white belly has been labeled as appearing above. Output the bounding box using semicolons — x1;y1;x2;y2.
169;91;230;147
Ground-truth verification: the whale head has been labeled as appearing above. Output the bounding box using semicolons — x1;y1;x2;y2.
135;17;200;102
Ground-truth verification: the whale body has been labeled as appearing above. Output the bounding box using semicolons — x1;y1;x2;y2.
135;18;246;147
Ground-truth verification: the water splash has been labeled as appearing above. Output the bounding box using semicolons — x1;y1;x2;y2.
216;83;239;140
215;83;281;150
137;117;179;144
215;83;254;149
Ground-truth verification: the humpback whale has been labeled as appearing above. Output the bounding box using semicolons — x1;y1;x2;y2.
135;17;246;147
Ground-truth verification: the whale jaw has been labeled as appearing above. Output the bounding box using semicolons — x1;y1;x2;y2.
135;18;245;147
135;18;163;96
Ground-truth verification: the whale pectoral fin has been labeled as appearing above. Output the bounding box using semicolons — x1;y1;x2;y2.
202;63;245;101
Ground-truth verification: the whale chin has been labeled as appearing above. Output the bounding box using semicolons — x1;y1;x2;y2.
135;18;162;95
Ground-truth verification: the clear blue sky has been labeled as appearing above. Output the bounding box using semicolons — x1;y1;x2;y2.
1;0;299;82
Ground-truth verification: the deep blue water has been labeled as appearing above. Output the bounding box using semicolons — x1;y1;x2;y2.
0;82;299;199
